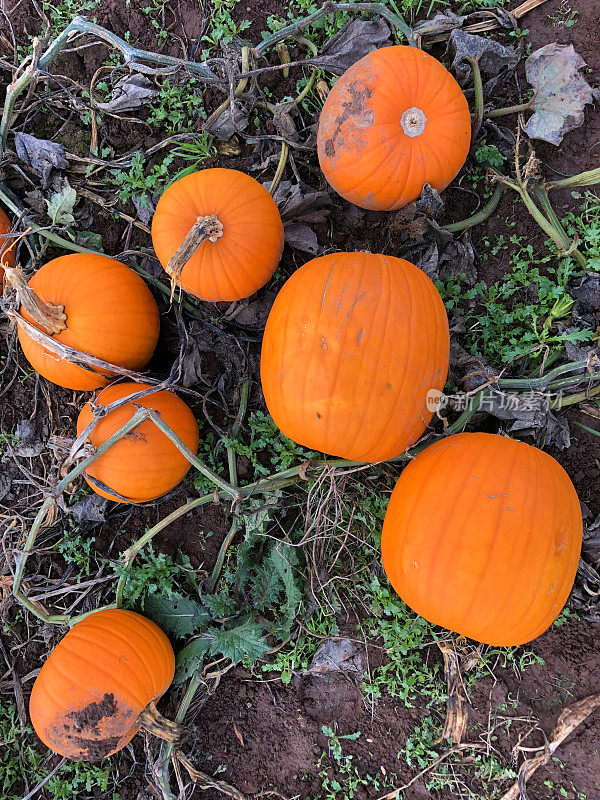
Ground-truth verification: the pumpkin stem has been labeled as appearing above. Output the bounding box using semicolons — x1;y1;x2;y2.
3;265;67;334
165;213;224;300
400;107;427;138
139;701;186;743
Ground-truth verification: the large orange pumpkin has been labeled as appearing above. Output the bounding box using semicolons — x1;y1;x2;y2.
151;168;284;301
76;382;199;503
260;252;449;461
13;254;159;390
317;46;471;211
381;433;583;646
29;609;175;761
0;206;16;281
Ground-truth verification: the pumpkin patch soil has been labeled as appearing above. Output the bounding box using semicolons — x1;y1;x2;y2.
1;1;600;799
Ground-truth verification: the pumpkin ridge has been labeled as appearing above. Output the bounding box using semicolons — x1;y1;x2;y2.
60;633;156;709
490;440;546;642
426;438;499;623
333;254;384;458
355;256;397;459
458;438;525;638
512;447;577;641
40;647;148;719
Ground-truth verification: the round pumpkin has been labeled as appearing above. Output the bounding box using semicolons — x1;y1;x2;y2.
76;382;199;503
151;168;284;301
16;254;159;391
0;206;16;281
317;46;471;211
30;609;175;761
260;252;449;462
381;432;583;646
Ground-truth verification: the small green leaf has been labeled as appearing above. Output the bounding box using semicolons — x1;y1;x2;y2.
174;637;212;683
46;185;77;225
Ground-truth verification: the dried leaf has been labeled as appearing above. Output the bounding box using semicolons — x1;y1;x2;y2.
583;512;600;563
449;29;519;87
412;10;463;39
46;185;77;226
0;473;11;502
275;182;331;222
95;74;157;113
207;100;249;140
283;222;319;254
223;292;276;329
438;642;468;745
312;18;392;75
13;419;47;457
500;692;600;800
482;389;571;449
132;195;155;225
14;132;69;188
309;638;366;675
68;494;108;523
524;43;597;146
571;273;600;311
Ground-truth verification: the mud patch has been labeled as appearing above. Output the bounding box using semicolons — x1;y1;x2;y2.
322;82;373;160
49;692;137;761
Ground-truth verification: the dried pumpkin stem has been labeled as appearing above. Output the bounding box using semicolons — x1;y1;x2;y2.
139;701;186;743
166;214;224;300
3;265;67;334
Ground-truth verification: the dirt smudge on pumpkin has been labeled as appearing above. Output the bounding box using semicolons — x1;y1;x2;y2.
322;83;373;160
49;693;136;761
67;692;119;729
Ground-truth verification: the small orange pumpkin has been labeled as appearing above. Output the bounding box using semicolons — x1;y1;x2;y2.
76;382;199;503
11;254;159;391
0;205;16;280
29;609;175;761
260;251;449;461
317;46;471;211
381;433;583;646
151;168;284;301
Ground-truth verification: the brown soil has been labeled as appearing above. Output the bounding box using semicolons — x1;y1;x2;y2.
1;1;600;799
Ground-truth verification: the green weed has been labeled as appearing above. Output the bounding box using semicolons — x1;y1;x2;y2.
314;726;394;800
0;698;118;800
563;190;600;270
115;544;197;605
437;236;594;366
147;79;206;133
201;0;252;57
55;521;96;577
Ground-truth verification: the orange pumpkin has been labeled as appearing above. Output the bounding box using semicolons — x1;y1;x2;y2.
381;433;583;646
317;46;471;211
0;205;16;280
13;254;159;391
260;252;449;461
29;609;175;761
77;382;199;503
151;168;284;301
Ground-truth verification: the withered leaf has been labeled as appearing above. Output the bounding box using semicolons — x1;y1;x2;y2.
311;18;391;75
524;43;597;146
95;74;157;113
449;29;519;86
15;132;69;188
